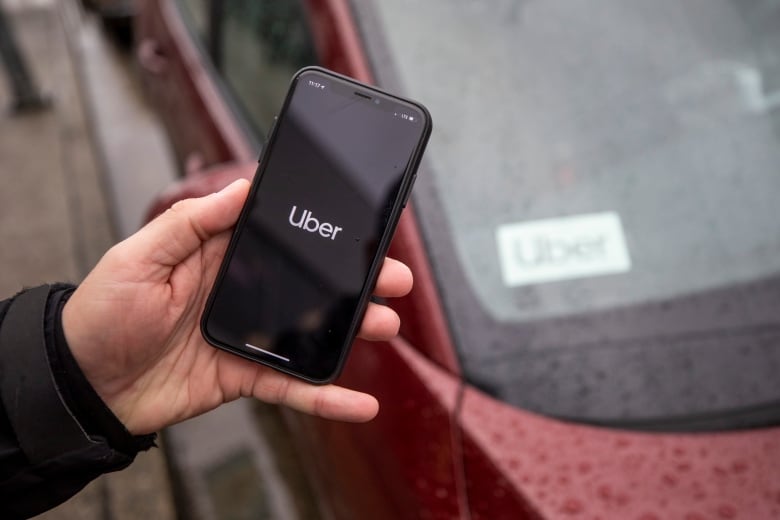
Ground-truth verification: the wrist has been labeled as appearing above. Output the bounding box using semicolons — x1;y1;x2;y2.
57;288;154;449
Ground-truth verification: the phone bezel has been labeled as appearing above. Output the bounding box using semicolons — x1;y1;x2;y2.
200;66;432;383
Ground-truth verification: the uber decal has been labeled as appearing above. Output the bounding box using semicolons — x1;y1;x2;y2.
496;212;631;286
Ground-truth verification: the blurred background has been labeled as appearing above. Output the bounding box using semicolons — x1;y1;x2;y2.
3;0;780;519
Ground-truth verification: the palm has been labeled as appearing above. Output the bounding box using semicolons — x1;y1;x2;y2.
63;180;408;435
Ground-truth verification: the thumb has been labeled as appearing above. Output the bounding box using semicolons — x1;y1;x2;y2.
131;178;250;268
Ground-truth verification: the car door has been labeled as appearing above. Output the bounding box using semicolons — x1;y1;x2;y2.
135;0;254;171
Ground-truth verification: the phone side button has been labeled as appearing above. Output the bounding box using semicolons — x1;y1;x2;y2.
401;174;417;207
259;116;279;162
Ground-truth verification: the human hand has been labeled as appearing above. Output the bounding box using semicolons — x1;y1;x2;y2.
62;179;412;435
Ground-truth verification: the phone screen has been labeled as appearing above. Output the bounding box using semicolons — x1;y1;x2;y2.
203;69;429;381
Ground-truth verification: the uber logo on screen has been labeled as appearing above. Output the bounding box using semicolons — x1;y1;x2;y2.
496;212;631;286
288;205;343;240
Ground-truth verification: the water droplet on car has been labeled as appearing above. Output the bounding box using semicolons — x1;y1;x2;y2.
717;504;736;518
597;484;612;500
713;465;728;477
561;498;583;514
662;473;678;487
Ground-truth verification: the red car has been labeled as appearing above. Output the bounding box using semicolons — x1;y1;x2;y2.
136;1;780;518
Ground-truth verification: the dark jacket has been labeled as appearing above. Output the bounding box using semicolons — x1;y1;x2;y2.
0;284;155;519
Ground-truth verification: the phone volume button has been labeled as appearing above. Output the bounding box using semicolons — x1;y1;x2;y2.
402;174;417;207
259;116;279;163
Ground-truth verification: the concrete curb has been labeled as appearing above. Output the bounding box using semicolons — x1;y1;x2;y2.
58;0;176;240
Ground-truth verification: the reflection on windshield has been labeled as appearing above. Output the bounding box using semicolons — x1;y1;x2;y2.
374;0;780;322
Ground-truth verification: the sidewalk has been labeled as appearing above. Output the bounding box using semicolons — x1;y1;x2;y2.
0;1;175;518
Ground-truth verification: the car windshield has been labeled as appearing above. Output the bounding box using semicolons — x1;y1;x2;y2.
359;0;780;429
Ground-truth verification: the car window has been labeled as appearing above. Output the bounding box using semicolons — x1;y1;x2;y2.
361;0;780;429
215;0;317;138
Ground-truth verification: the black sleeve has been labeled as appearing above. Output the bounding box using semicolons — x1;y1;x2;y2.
0;284;156;519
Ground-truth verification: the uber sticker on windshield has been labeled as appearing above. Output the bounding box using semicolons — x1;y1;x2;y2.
496;212;631;287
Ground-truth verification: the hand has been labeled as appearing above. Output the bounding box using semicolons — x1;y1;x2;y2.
62;179;412;435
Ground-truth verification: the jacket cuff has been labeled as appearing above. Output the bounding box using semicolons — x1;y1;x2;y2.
0;285;94;464
0;285;154;465
50;285;156;454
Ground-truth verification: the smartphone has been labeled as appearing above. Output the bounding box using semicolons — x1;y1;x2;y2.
201;67;432;383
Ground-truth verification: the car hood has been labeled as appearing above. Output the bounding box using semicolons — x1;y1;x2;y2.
459;386;780;519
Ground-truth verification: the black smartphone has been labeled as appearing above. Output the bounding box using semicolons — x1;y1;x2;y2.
201;67;432;383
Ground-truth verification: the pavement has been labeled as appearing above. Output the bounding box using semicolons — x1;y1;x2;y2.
0;0;175;518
